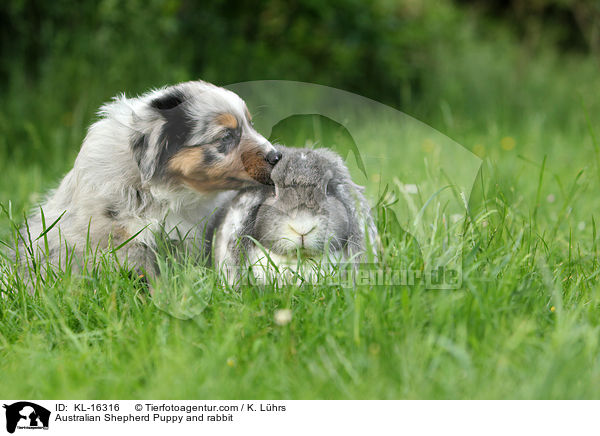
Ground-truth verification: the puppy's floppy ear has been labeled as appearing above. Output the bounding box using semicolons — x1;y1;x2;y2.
130;88;189;184
131;132;157;184
150;90;185;111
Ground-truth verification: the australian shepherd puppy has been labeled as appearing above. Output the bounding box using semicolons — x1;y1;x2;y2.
17;80;282;282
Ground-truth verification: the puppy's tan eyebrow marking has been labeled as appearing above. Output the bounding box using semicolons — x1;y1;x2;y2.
216;113;238;130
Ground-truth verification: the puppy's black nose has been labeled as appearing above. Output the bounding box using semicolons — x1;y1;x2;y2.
266;150;282;165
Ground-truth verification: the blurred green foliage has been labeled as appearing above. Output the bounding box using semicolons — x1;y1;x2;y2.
2;0;597;102
463;0;600;54
0;0;462;102
0;0;598;193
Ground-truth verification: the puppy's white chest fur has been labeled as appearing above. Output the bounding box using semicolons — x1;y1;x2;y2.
147;187;236;245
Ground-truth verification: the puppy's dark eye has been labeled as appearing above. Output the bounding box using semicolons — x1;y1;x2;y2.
217;129;239;153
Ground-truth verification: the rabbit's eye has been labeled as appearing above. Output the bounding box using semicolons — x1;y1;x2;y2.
326;181;336;196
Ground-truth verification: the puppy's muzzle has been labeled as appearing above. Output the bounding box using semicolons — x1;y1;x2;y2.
241;151;279;186
266;150;282;165
241;138;282;185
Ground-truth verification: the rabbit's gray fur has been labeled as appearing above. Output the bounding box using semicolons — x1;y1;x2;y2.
206;146;378;283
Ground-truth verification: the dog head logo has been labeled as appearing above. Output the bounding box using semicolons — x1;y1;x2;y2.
3;402;50;433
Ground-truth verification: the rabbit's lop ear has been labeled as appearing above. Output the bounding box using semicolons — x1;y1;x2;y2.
342;182;378;259
348;181;375;254
312;147;377;257
322;169;334;194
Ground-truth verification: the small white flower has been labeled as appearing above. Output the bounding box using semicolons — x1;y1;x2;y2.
451;214;463;223
547;194;555;203
274;309;292;326
578;221;586;231
403;184;418;194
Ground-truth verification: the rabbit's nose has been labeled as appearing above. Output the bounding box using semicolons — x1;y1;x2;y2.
288;223;316;237
287;211;319;244
265;150;282;165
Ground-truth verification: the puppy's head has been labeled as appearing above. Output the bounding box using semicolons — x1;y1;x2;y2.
130;81;281;192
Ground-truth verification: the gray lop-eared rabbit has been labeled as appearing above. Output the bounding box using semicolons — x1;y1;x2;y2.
206;146;378;284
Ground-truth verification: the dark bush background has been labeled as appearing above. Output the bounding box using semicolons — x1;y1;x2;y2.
1;0;598;104
0;0;598;169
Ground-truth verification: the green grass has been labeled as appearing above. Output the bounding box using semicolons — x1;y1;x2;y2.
2;36;600;398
